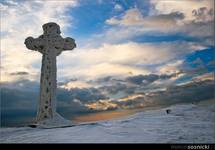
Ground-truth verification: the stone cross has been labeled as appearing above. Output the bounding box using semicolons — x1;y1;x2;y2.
25;22;76;128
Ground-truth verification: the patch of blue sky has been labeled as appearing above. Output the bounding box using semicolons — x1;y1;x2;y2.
170;47;215;85
115;0;151;14
185;47;215;71
66;0;151;41
67;1;119;38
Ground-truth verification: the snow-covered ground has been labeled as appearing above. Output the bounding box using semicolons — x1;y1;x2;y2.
0;102;215;143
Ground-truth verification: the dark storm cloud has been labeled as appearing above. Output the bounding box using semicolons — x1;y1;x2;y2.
149;79;214;105
179;20;214;45
98;83;128;95
94;73;180;96
1;79;40;92
1;88;38;111
3;73;213;112
9;71;29;76
150;11;185;21
126;73;178;85
126;74;159;85
86;79;214;111
2;75;214;126
1;79;108;126
96;76;113;83
1;80;107;111
65;87;107;102
192;7;214;23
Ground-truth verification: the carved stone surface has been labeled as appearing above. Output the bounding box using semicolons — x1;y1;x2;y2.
25;22;76;128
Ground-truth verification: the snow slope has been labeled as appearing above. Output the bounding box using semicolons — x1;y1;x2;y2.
0;102;214;143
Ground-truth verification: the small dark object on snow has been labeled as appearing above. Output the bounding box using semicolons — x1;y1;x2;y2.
28;124;37;128
166;109;171;114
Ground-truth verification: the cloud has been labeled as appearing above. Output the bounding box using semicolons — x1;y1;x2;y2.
179;20;214;42
1;78;106;110
59;80;92;90
150;0;214;22
106;8;143;26
126;74;159;85
101;2;214;46
2;72;214;126
9;71;29;76
90;72;183;98
1;0;78;82
114;4;123;11
1;79;40;92
157;60;184;74
65;87;107;103
192;7;214;23
192;72;214;82
84;99;118;111
85;79;214;111
98;82;128;95
153;79;214;105
125;73;179;85
149;0;214;43
106;8;184;28
58;41;203;80
1;79;107;125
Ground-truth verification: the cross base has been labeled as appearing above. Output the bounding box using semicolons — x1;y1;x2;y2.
29;113;75;129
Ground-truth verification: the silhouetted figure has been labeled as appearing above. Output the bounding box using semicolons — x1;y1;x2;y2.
166;109;171;114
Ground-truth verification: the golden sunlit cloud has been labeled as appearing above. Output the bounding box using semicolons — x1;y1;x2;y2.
85;99;118;111
192;72;214;81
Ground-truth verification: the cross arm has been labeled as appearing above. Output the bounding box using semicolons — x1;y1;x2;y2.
24;36;45;53
55;37;76;56
63;37;76;51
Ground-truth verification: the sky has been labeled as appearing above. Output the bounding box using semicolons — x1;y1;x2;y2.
0;0;214;126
